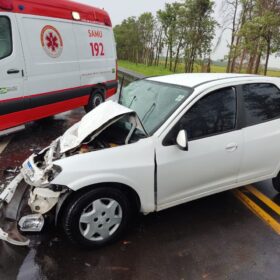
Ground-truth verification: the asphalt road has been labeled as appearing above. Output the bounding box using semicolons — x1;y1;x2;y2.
1;108;280;280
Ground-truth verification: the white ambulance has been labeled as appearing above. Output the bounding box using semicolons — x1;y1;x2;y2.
0;0;118;132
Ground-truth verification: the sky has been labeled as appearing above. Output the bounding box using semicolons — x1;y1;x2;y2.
78;0;279;69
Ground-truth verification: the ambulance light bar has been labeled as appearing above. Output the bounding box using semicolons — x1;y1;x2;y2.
0;0;13;10
72;11;80;20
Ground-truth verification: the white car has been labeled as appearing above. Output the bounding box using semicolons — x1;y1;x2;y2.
1;73;280;248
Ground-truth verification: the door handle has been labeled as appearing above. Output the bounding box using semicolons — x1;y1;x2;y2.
226;143;238;152
7;69;20;74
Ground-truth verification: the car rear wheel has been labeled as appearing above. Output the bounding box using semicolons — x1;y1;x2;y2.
272;174;280;192
62;187;131;248
85;89;104;112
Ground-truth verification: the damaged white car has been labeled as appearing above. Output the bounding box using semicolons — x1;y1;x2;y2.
0;100;149;247
2;73;280;248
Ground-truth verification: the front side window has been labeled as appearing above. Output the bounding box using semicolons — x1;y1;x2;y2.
242;83;280;126
0;16;12;60
180;87;237;141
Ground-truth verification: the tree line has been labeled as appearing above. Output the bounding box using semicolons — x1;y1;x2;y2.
114;0;280;75
224;0;280;75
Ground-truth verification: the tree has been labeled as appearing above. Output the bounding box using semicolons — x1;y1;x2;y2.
137;13;155;64
222;0;240;72
239;0;280;75
157;3;180;71
183;0;216;73
221;0;280;75
114;17;140;63
115;0;216;74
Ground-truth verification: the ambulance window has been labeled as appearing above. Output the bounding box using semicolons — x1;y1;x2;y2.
0;17;12;60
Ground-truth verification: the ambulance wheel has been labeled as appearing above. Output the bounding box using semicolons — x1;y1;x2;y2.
62;187;131;248
85;89;104;112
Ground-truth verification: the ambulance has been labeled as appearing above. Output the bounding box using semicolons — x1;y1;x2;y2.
0;0;118;132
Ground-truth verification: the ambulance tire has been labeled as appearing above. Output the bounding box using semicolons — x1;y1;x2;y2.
85;89;105;112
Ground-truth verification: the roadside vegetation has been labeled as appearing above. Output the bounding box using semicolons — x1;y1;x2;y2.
118;60;280;77
114;0;280;76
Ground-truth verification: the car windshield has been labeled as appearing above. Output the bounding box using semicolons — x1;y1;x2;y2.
120;80;193;134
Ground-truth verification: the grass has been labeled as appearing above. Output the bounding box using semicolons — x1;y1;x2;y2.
267;69;280;77
118;60;280;78
119;60;174;76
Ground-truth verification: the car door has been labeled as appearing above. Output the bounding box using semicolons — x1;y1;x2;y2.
238;83;280;182
0;14;25;130
156;86;243;209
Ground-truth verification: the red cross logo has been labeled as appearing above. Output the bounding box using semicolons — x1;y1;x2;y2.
41;26;63;58
46;32;59;52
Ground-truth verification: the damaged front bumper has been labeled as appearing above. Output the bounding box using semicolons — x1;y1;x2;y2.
0;172;56;247
0;166;65;247
0;173;31;246
0;139;66;246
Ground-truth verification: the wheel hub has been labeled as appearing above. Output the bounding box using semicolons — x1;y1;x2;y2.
79;198;122;241
93;94;103;107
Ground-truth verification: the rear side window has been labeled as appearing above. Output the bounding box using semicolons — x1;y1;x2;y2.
0;17;12;60
242;83;280;126
180;87;237;140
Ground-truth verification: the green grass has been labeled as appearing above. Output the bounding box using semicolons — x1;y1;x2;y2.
118;60;280;77
267;69;280;77
119;60;174;76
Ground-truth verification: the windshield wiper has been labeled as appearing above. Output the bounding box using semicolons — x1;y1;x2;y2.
128;96;137;108
142;103;156;124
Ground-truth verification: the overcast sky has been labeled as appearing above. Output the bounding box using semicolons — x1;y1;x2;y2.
78;0;279;68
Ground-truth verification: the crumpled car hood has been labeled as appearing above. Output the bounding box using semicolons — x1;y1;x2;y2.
60;101;145;153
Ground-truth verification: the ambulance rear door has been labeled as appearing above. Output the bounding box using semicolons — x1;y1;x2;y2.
73;22;116;86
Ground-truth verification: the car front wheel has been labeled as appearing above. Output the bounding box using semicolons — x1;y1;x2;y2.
62;187;131;248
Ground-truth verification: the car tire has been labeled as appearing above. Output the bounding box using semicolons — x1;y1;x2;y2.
62;187;131;248
272;174;280;192
84;89;104;113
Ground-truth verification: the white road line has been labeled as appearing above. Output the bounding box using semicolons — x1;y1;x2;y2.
0;137;11;155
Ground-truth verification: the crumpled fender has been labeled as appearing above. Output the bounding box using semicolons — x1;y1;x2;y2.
51;138;156;213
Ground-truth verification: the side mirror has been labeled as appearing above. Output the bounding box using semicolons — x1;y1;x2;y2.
176;130;188;151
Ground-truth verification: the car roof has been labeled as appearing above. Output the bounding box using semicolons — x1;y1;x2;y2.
147;73;272;88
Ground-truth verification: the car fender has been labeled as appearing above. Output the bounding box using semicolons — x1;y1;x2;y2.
59;172;138;192
51;138;156;213
56;172;155;213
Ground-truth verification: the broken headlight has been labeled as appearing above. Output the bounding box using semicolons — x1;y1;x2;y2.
47;164;62;183
19;214;45;232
